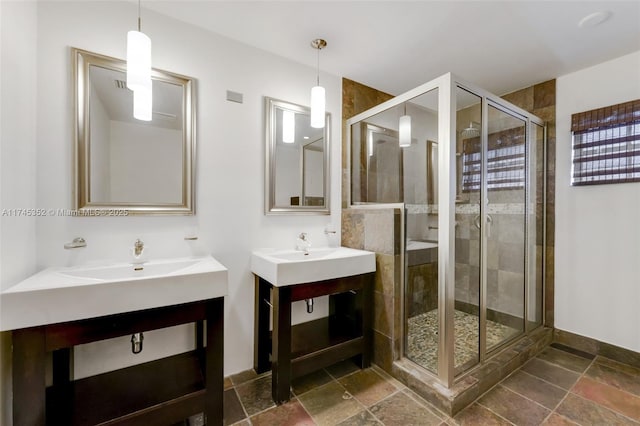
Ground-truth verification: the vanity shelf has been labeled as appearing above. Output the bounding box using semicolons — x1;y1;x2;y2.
254;273;373;404
12;298;224;426
46;351;205;425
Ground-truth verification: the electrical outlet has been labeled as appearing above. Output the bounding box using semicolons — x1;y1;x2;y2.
188;413;205;426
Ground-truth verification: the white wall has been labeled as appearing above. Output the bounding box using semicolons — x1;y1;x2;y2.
0;2;39;424
0;1;342;411
555;50;640;352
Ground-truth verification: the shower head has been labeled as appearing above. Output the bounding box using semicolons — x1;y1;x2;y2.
460;122;480;139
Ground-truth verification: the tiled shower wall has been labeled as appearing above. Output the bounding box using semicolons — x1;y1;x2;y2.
453;205;526;321
341;78;393;208
501;80;556;327
342;208;402;373
341;79;399;374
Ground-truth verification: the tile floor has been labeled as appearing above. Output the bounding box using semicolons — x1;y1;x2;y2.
215;343;640;426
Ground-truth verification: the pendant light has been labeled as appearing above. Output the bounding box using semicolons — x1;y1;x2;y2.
282;110;295;143
127;0;152;121
399;103;411;147
310;39;327;129
133;84;152;121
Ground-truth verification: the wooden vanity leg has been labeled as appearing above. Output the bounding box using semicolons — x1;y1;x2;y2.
52;348;72;385
271;285;292;404
205;298;224;426
50;347;73;423
361;275;373;368
254;277;272;374
13;327;46;426
195;320;205;371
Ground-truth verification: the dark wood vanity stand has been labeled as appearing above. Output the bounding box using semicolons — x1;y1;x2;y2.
254;273;373;404
12;298;224;426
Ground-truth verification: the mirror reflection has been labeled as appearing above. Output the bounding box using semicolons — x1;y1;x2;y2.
74;48;195;214
265;97;330;214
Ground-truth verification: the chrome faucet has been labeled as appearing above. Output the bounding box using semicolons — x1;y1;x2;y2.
296;233;311;255
64;237;87;249
134;239;144;257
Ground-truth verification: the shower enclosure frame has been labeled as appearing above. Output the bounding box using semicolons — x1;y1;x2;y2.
346;73;546;388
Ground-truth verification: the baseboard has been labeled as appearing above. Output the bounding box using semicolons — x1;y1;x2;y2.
553;328;640;369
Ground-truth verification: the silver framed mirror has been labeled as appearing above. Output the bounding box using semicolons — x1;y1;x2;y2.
73;48;196;215
264;97;330;215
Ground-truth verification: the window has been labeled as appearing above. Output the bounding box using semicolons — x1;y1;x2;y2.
571;99;640;186
462;127;526;192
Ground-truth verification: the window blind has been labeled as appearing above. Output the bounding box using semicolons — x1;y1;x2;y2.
462;127;526;192
571;99;640;186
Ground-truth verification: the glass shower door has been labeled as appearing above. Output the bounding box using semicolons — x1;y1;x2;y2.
485;103;527;352
451;90;535;376
454;87;482;373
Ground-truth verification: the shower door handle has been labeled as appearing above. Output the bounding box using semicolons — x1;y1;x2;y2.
474;215;481;230
473;214;493;237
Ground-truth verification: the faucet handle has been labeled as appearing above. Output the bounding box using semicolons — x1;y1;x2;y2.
64;237;87;249
133;239;145;258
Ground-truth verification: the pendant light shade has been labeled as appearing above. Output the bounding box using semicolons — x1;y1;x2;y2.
282;110;295;143
310;39;327;129
310;85;325;129
127;0;152;121
399;115;411;147
399;103;411;147
133;83;152;121
126;30;151;92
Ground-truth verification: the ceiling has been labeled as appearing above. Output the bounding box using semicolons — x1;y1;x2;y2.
141;1;640;97
90;65;183;129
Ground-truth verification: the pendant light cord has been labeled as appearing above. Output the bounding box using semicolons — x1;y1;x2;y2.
316;47;320;86
137;0;141;32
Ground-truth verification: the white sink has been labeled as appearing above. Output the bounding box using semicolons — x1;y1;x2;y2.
60;259;201;281
406;240;438;251
251;247;376;287
406;239;438;267
0;256;228;331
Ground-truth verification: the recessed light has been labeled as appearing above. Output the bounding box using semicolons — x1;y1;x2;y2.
578;11;612;28
303;136;309;139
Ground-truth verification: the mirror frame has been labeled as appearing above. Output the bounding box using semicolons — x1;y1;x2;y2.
264;97;330;215
72;47;196;215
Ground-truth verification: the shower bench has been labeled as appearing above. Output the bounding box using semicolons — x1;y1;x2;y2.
253;273;373;404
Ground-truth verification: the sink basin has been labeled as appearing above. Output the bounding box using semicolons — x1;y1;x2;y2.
0;256;228;331
406;239;438;267
60;259;201;281
406;240;438;251
251;247;375;287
